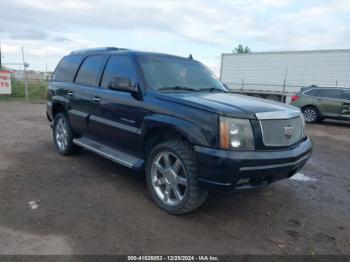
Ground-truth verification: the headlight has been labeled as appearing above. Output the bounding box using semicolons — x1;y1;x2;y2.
219;116;255;150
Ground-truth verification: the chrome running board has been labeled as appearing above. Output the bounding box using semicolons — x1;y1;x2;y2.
73;137;144;170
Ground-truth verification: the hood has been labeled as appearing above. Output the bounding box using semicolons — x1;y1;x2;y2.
155;92;299;119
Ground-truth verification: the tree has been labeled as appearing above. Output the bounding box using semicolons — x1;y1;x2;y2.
233;44;251;53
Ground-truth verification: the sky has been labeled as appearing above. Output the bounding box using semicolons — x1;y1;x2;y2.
0;0;349;75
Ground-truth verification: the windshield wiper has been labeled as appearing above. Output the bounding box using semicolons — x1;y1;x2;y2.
158;86;199;92
198;87;227;93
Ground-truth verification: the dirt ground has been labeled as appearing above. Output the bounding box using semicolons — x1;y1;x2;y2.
0;102;349;255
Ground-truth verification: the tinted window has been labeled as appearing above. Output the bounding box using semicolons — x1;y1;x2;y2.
52;55;81;82
75;55;105;86
305;89;319;96
101;55;138;88
317;89;343;99
344;90;350;100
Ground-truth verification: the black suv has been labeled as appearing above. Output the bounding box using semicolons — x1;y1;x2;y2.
47;47;312;214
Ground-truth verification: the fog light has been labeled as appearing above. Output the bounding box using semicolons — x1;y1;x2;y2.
237;178;250;185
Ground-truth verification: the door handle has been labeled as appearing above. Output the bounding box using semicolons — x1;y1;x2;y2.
93;96;100;103
67;91;74;96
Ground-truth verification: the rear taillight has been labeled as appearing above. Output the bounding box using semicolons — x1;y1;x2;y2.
291;95;300;102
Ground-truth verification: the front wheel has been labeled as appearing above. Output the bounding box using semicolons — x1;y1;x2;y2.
146;140;208;214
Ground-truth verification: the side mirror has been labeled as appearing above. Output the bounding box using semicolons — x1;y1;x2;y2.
108;76;138;93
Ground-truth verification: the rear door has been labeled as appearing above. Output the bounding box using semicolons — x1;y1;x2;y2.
89;54;144;154
69;55;106;135
315;89;343;117
341;90;350;120
51;54;81;118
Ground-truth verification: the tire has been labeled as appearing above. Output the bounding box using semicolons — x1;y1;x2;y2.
145;140;208;214
53;113;81;155
266;95;280;102
250;94;263;98
302;106;320;123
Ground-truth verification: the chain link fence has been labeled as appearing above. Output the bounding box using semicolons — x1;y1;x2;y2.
0;77;49;103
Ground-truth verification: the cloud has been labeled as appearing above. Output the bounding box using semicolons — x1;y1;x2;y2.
0;0;349;72
8;30;48;40
51;36;72;42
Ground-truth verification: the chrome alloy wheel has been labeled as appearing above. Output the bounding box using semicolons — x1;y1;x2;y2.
55;117;68;151
151;151;188;206
303;108;317;122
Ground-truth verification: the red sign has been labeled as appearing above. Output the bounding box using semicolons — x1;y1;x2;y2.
0;70;12;94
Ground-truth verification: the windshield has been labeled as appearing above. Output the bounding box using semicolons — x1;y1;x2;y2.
138;55;227;92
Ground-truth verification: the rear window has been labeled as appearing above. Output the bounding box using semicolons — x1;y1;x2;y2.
304;89;319;96
344;90;350;100
52;55;81;82
75;55;105;86
317;89;343;99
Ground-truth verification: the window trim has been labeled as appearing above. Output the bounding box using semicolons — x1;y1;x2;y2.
73;54;107;87
303;88;345;99
317;88;343;99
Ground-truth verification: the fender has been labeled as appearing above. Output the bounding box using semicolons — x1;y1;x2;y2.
52;95;71;110
141;114;211;147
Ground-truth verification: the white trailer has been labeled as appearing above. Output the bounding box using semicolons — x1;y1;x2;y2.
220;49;350;103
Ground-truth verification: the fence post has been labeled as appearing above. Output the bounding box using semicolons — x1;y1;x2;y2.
21;46;28;101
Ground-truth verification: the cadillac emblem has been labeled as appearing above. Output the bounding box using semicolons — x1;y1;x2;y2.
283;126;294;139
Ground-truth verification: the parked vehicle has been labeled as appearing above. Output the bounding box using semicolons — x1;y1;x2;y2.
47;47;312;214
220;49;350;103
291;87;350;123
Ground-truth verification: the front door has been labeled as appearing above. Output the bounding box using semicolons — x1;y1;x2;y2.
89;54;144;155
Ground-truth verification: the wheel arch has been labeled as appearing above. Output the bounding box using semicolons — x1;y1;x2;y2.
141;115;210;156
301;104;321;115
52;102;68;118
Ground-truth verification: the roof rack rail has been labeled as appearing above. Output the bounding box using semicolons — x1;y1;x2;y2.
70;47;128;54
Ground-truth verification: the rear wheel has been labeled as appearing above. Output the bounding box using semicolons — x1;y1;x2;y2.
250;94;263;98
146;140;208;214
53;113;81;155
302;106;319;123
266;95;280;102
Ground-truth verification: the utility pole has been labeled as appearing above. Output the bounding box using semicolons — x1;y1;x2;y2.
21;46;28;101
281;66;288;103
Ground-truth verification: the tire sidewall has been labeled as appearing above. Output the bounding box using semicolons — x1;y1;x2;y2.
53;113;74;155
303;106;319;123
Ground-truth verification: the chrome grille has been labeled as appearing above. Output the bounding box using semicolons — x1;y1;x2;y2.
259;116;303;147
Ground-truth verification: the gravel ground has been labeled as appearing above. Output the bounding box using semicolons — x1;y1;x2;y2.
0;102;349;255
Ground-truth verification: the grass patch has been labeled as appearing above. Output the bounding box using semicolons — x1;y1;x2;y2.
0;79;48;103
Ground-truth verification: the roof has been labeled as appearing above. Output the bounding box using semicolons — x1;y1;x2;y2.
68;47;191;60
301;85;350;91
70;47;128;54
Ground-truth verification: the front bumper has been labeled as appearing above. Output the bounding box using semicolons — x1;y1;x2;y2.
194;137;312;190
